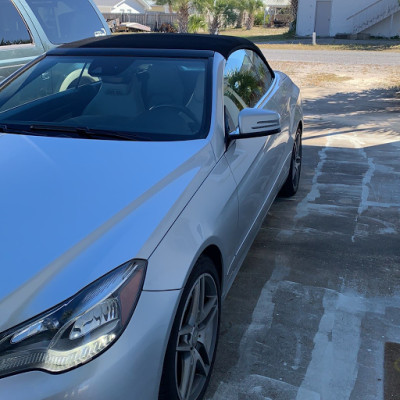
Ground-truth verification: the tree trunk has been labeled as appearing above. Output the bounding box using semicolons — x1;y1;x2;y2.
236;10;244;28
177;3;190;33
290;0;298;20
246;13;254;30
209;16;219;34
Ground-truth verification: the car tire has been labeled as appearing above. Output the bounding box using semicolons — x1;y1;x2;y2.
159;256;221;400
280;127;302;197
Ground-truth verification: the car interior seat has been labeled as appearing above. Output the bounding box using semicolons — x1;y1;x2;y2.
82;58;145;120
144;62;185;110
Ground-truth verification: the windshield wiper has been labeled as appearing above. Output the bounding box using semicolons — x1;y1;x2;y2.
29;124;151;141
0;124;31;135
0;124;10;133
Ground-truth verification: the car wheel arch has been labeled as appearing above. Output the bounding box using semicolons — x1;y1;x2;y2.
180;244;224;295
201;245;223;288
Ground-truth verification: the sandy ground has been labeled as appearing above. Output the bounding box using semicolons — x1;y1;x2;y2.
270;60;400;93
269;58;400;145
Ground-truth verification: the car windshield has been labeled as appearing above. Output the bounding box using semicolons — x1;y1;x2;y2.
25;0;106;44
0;55;210;141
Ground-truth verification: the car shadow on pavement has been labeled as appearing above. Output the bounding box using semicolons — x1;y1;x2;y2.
303;87;400;119
300;86;400;147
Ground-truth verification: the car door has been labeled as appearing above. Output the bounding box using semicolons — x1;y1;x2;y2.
0;0;45;82
223;49;290;277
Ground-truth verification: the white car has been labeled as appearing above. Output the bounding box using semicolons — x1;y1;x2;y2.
0;34;303;400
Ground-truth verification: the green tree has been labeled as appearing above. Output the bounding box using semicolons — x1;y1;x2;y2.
243;0;263;30
156;0;191;32
188;14;208;32
233;0;246;28
194;0;236;34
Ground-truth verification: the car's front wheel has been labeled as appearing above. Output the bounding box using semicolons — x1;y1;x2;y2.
159;256;221;400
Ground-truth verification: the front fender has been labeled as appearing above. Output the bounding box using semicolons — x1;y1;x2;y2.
143;155;239;295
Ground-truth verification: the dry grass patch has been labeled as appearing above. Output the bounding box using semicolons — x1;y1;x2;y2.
305;73;352;86
220;27;293;42
258;43;400;52
221;27;400;52
269;61;400;92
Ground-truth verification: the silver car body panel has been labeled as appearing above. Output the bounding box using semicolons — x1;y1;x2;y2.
0;52;303;398
0;135;215;332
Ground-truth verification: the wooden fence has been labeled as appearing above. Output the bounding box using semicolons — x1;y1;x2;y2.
102;13;178;31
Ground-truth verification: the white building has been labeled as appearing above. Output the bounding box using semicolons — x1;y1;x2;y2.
265;0;291;6
264;0;291;23
296;0;400;38
94;0;151;14
111;0;151;13
265;0;290;14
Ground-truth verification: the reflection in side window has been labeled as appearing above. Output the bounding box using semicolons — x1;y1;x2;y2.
249;50;273;95
224;49;273;133
0;0;32;46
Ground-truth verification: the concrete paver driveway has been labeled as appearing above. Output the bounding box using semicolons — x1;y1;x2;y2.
206;49;400;400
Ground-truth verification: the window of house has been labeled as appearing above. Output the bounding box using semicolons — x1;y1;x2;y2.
0;0;32;46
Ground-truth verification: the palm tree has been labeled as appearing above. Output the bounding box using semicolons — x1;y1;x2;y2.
188;14;208;33
233;0;246;28
243;0;263;30
194;0;236;34
156;0;191;32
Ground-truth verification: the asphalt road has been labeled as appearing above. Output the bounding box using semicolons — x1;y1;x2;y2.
205;51;400;400
260;48;400;66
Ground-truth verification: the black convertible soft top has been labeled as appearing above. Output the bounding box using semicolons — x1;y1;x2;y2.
60;33;266;60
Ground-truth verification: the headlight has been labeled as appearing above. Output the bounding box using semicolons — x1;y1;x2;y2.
0;259;146;378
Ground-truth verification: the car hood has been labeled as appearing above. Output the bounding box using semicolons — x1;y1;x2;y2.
0;133;215;332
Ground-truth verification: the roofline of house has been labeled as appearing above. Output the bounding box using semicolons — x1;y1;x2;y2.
113;0;151;10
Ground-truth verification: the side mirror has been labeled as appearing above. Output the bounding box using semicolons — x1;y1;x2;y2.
229;108;281;140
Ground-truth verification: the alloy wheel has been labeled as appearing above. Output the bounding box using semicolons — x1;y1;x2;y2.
175;273;219;400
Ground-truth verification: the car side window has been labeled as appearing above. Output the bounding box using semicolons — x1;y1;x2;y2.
25;0;106;45
223;49;274;133
249;51;273;94
0;0;32;46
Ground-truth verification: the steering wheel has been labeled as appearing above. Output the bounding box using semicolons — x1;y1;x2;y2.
148;104;199;124
59;70;98;91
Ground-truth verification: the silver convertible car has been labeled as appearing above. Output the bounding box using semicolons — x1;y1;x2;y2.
0;34;302;399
